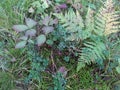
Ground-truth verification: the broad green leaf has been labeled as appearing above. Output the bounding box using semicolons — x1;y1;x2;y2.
25;18;37;28
77;62;85;72
25;29;36;37
12;25;28;32
15;41;27;48
37;34;46;46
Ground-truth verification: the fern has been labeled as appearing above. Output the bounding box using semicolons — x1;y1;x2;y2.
53;8;84;41
77;0;120;72
82;6;95;39
77;36;107;71
107;38;120;73
94;0;120;36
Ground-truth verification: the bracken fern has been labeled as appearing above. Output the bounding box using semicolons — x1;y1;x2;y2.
77;0;120;71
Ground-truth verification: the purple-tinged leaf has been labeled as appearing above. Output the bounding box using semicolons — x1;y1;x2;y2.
19;36;28;41
25;29;36;37
12;25;28;32
25;18;37;28
58;4;67;9
54;6;62;13
37;34;46;46
42;16;50;26
42;26;54;35
15;41;27;49
53;18;58;24
49;18;58;25
58;66;67;78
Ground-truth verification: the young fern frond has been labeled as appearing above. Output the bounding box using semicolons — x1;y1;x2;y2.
53;8;84;41
94;0;120;36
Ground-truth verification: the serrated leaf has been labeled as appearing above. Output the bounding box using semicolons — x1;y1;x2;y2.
37;34;46;46
25;18;37;28
25;29;36;37
77;62;85;72
42;26;54;34
12;25;28;32
15;41;27;48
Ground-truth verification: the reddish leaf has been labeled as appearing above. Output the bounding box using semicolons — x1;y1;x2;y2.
58;66;67;78
58;4;67;9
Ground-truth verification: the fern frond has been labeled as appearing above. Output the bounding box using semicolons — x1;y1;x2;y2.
82;7;95;39
79;37;106;65
53;8;84;41
95;0;120;36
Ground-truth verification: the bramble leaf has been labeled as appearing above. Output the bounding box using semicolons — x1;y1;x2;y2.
12;25;28;32
37;34;46;46
42;26;54;34
25;29;36;37
25;18;37;28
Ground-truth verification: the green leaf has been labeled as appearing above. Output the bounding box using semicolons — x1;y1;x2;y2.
37;34;46;46
63;56;70;62
12;25;28;32
46;39;53;45
55;0;66;3
25;29;36;37
15;41;27;48
116;66;120;74
19;36;28;41
41;0;49;9
77;62;85;72
25;18;37;28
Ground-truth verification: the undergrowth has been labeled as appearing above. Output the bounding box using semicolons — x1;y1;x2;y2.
0;0;120;90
